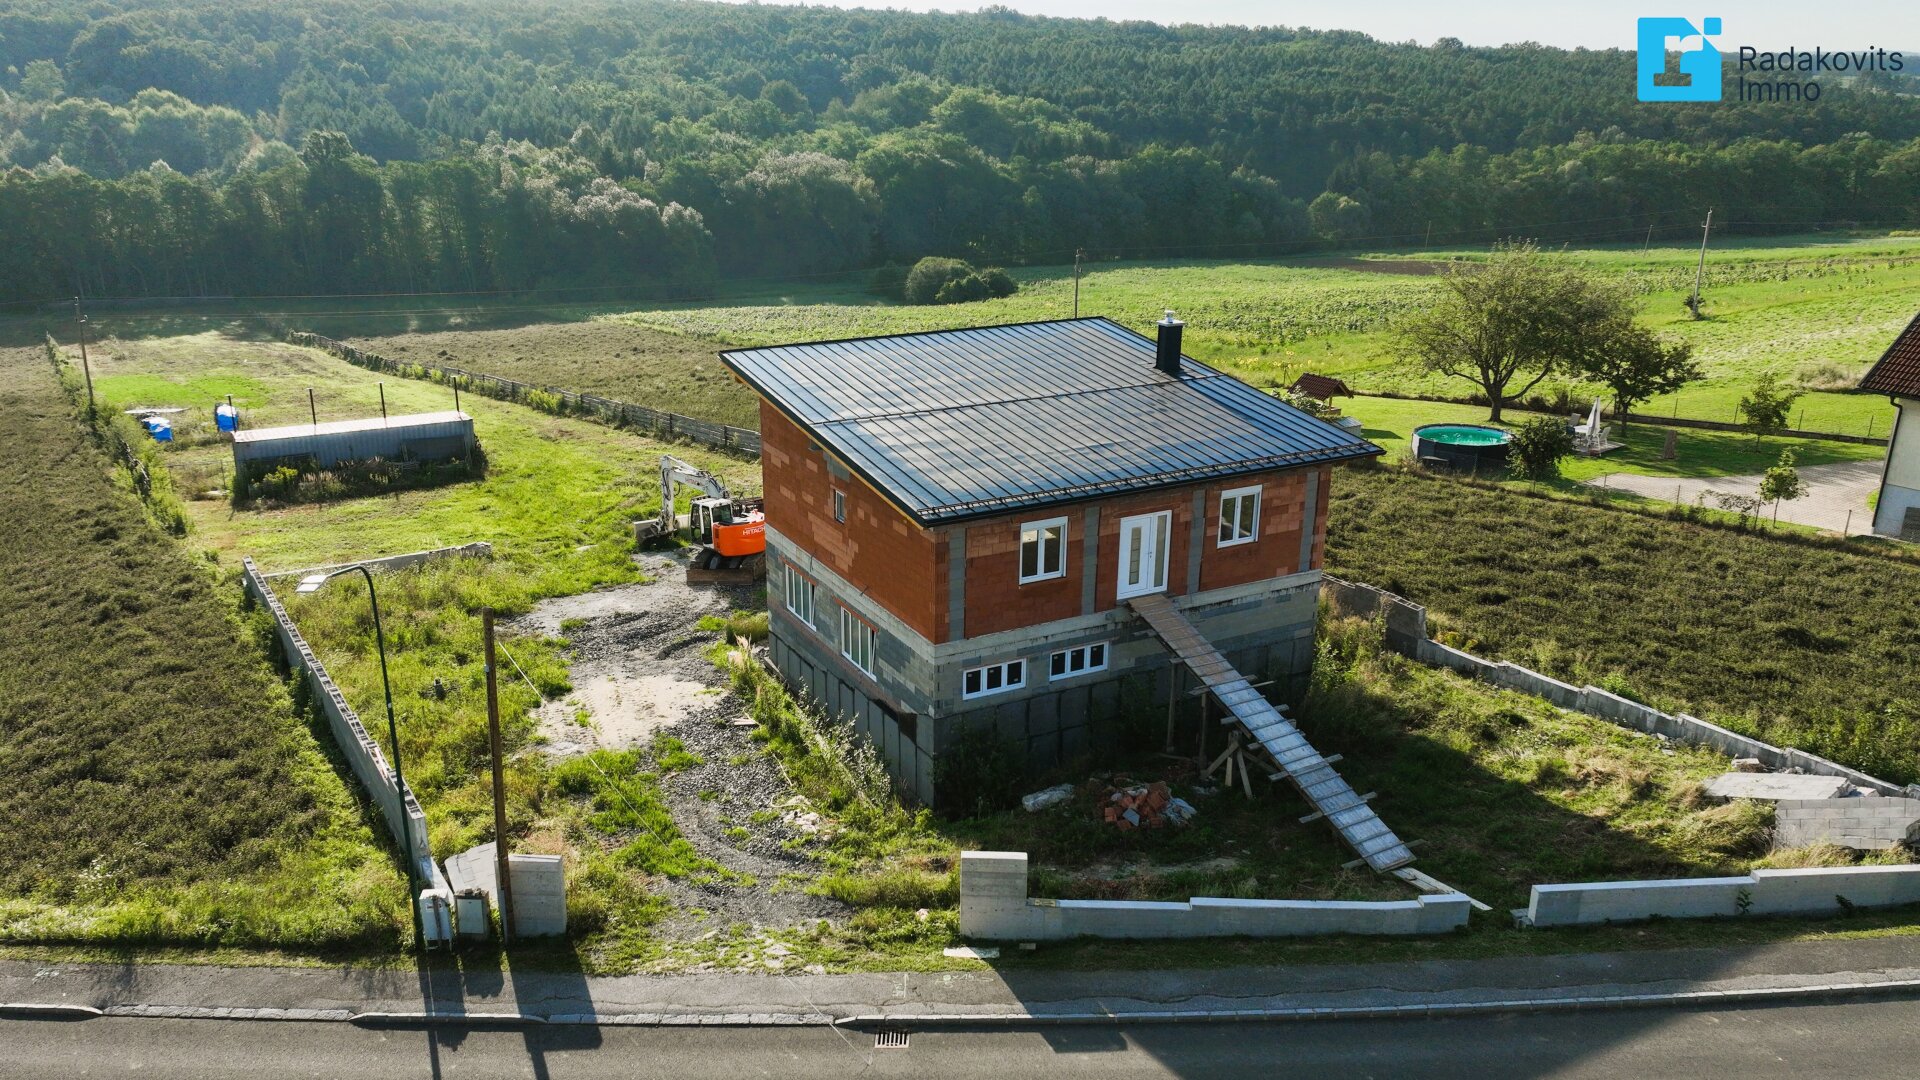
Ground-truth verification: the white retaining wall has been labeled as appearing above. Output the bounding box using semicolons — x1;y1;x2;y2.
242;558;451;921
960;851;1472;941
1322;576;1915;798
1526;865;1920;927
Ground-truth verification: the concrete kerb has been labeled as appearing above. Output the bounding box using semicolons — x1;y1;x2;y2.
829;977;1920;1029
12;978;1920;1030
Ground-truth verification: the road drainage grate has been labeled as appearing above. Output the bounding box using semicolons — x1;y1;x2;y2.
875;1030;910;1050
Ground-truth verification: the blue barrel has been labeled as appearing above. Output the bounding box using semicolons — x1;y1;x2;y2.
145;417;173;442
215;403;238;432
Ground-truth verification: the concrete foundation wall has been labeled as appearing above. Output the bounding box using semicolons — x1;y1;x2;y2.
1323;576;1913;799
772;527;1321;803
1526;865;1920;927
1774;798;1920;850
242;558;451;926
961;851;1471;941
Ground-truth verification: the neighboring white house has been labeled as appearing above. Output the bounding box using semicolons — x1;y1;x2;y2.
1863;312;1920;541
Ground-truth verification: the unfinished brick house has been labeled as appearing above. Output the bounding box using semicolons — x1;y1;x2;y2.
719;316;1381;804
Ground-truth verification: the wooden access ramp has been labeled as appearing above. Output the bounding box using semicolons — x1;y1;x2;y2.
1127;593;1417;873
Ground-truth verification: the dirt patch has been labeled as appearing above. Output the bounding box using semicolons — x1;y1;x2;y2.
514;553;848;936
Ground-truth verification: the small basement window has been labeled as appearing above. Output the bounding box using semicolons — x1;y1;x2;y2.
1218;485;1261;547
840;606;876;677
1019;516;1067;583
1048;641;1108;681
832;488;847;523
963;658;1025;700
783;562;815;628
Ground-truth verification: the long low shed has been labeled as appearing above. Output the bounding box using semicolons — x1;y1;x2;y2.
232;411;474;471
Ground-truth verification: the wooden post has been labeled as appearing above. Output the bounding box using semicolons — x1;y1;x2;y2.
379;382;387;423
307;388;317;427
482;608;513;943
1164;667;1179;751
73;297;95;414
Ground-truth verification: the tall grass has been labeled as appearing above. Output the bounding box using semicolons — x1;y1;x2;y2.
1327;465;1920;783
0;345;403;951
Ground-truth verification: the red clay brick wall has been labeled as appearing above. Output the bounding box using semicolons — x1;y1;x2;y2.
759;404;945;642
1197;467;1325;592
962;466;1329;636
961;516;1085;638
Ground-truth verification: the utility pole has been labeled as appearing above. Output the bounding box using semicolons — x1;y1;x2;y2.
1687;209;1713;320
72;296;95;414
481;608;514;944
1644;224;1654;253
1072;248;1084;318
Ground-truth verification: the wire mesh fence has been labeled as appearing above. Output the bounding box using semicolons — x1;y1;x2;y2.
285;330;761;456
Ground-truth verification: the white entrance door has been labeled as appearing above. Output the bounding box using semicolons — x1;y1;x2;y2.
1116;511;1171;599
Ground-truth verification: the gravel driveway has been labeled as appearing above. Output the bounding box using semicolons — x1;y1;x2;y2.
1586;458;1884;534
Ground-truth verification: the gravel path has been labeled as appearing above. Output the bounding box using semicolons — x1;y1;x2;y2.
1587;458;1883;535
512;552;848;939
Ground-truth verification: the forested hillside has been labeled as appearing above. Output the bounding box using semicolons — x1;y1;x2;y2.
4;0;1920;302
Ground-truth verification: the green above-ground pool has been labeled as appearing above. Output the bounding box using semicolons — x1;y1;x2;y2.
1412;423;1514;474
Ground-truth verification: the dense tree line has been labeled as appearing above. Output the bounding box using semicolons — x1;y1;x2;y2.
4;0;1920;302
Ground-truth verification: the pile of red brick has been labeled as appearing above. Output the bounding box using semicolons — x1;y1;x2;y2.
1102;781;1197;830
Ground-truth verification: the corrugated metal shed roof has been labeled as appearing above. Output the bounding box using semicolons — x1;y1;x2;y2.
1860;310;1920;399
720;318;1381;525
232;410;471;445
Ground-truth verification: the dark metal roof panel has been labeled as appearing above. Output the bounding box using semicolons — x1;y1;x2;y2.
721;318;1381;524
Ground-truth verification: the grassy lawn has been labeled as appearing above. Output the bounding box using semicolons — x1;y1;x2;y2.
76;330;758;575
56;329;766;966
1325;465;1920;785
0;345;403;952
598;234;1910;437
343;321;762;430
695;618;1911;973
1343;395;1887;485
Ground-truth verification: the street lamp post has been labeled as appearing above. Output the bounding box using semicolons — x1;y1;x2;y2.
297;565;424;952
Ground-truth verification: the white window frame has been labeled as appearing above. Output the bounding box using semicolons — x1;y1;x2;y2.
1018;515;1068;584
783;562;815;629
839;605;876;677
831;488;847;523
1116;510;1172;599
1048;641;1109;682
1217;485;1262;548
962;658;1027;700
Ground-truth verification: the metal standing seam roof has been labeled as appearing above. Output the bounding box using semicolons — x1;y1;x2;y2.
719;318;1382;526
1860;310;1920;400
231;410;472;444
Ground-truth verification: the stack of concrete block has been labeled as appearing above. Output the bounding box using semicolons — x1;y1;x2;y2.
958;850;1471;942
1524;865;1920;927
1775;798;1920;851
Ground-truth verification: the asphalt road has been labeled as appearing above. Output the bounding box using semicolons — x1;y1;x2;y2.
5;999;1919;1079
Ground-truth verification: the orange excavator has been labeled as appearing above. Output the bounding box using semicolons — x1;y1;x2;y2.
634;455;766;584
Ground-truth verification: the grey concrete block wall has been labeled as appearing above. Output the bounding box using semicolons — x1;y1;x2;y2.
960;851;1472;941
770;527;1323;805
242;559;451;913
1526;865;1920;927
1324;575;1909;798
1774;798;1920;850
262;541;493;579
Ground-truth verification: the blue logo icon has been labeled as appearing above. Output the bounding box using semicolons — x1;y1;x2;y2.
1638;17;1722;101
